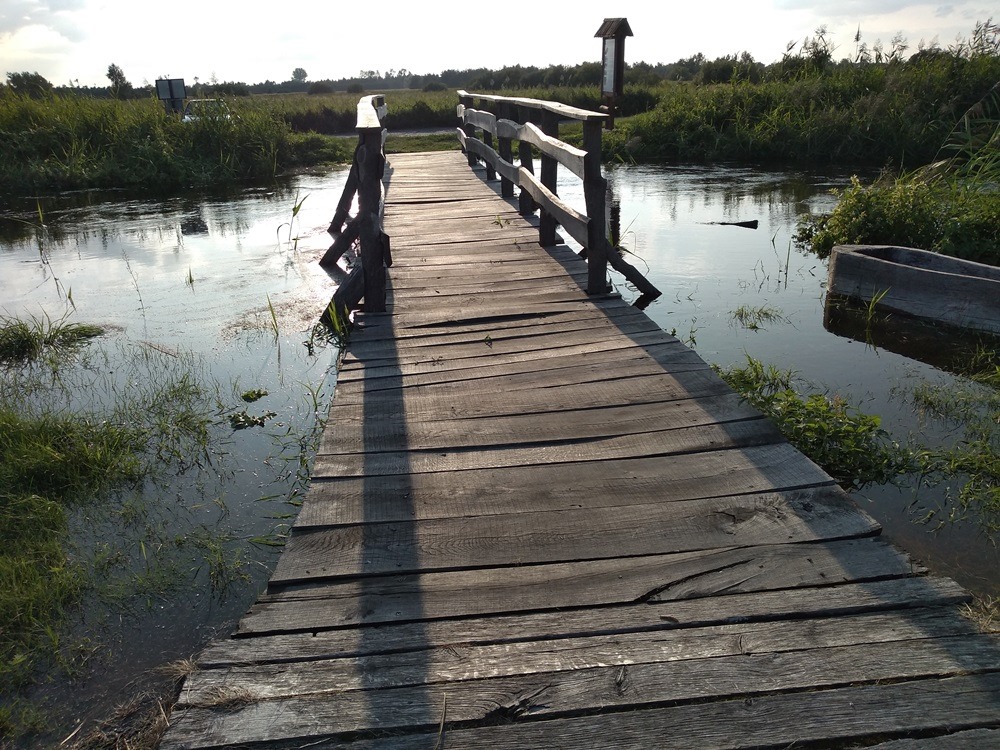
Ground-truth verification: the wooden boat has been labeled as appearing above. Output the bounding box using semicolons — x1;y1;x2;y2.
826;244;1000;335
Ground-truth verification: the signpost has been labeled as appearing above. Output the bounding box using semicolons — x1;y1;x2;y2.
156;78;186;115
595;18;632;129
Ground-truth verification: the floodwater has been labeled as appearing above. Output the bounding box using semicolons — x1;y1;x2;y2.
1;159;998;742
1;170;350;742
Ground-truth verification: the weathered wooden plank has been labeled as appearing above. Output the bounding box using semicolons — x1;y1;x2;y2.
336;340;696;385
314;417;784;478
297;444;835;528
189;608;987;702
323;371;734;433
165;673;1000;750
322;392;763;454
271;486;877;584
867;729;1000;748
240;538;921;633
348;304;648;343
157;634;1000;748
341;326;678;367
196;576;969;667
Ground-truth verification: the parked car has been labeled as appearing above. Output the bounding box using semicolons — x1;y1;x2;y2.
181;99;231;123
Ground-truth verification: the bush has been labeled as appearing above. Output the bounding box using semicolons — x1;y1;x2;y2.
308;82;333;95
798;179;1000;265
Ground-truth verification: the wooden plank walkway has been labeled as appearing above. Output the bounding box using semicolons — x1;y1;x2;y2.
160;151;1000;748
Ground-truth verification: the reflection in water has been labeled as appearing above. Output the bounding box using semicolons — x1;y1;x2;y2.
824;294;1000;375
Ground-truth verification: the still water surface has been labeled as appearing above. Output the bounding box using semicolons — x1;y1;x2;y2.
1;161;997;740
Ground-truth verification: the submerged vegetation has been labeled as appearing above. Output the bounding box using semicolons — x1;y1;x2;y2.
0;306;334;740
716;357;911;490
0;322;217;735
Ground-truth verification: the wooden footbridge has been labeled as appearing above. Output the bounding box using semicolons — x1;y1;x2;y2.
159;95;1000;748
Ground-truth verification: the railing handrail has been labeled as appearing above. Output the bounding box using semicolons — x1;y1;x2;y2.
456;91;660;307
456;90;608;124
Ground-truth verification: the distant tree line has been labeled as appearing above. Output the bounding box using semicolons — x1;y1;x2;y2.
2;21;996;101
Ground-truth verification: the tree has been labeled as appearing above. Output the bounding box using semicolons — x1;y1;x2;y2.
107;63;132;99
292;67;308;82
6;71;53;98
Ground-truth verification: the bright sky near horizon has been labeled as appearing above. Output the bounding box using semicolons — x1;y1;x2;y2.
1;1;994;88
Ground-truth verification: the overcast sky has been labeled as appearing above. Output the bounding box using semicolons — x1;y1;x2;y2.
1;1;994;88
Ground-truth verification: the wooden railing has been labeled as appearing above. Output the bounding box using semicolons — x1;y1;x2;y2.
321;95;390;317
457;90;661;308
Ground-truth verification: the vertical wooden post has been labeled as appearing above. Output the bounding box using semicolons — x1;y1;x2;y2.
517;105;536;215
357;126;386;312
538;110;560;246
583;119;609;294
497;102;514;198
482;125;497;182
459;93;476;167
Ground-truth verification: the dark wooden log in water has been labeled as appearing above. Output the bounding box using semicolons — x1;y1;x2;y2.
701;219;759;229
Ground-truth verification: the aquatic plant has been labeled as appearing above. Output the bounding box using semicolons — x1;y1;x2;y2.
716;356;913;490
729;304;786;331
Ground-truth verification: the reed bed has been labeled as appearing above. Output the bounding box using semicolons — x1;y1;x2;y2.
0;94;351;194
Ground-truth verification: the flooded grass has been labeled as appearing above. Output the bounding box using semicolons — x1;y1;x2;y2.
0;315;104;364
715;356;912;490
0;333;224;738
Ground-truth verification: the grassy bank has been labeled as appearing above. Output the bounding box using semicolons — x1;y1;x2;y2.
797;84;1000;265
0;93;351;194
603;51;1000;166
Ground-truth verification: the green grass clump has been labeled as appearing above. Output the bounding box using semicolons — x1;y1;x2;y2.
0;314;103;364
716;356;912;490
729;304;786;331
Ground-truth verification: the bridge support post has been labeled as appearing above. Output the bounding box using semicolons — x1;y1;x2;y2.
583;120;609;294
517;105;537;216
497;102;515;199
357;127;386;312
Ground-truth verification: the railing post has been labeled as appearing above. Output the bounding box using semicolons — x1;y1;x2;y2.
357;126;386;312
583;120;609;294
497;102;515;198
459;93;476;167
517;105;536;215
538;110;560;246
